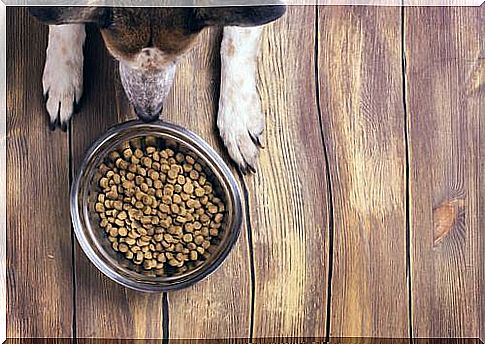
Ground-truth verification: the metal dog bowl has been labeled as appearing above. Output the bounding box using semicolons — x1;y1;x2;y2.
71;120;243;292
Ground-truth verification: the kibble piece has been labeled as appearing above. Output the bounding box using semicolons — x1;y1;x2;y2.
119;243;129;253
194;235;204;245
207;204;218;214
118;227;128;237
201;227;209;237
189;170;199;180
125;237;136;245
95;203;105;213
134;148;143;159
153;180;163;189
185;155;195;165
176;216;187;224
171;203;180;214
142;157;152;169
99;177;109;189
190;250;198;261
183;233;193;243
177;175;186;185
164;233;174;243
109;227;119;237
198;174;206;185
182;163;192;173
172;194;182;204
175;152;184;162
194;187;205;197
149;170;159;180
113;200;124;211
200;214;210;223
183;182;194;194
214;213;224;223
118;211;127;220
167;169;178;180
123;148;133;159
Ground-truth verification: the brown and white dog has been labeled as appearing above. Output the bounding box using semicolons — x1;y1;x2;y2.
29;6;286;172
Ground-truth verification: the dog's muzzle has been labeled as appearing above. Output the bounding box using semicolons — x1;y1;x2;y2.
119;62;176;122
134;105;163;123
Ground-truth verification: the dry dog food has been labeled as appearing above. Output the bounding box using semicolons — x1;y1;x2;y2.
94;136;225;277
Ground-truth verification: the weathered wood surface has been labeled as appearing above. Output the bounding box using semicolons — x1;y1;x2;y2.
317;6;408;337
6;9;73;338
479;5;484;344
405;7;482;338
249;5;330;338
6;5;485;341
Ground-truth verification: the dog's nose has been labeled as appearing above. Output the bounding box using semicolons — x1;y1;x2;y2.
134;105;162;123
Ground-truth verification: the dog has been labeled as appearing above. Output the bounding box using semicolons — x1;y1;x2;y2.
29;6;286;172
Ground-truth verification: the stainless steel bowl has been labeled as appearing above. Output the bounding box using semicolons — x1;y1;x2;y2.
71;120;243;292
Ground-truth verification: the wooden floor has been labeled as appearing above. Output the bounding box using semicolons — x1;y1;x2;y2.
6;5;485;341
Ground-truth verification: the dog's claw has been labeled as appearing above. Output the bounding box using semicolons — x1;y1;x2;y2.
48;119;56;131
240;165;248;175
249;130;265;149
256;136;265;149
60;121;68;132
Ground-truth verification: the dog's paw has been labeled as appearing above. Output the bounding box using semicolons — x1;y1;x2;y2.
43;25;85;131
218;89;264;174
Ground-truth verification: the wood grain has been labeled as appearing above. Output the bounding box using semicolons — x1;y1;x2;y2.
405;7;482;338
162;27;252;339
317;6;408;337
6;8;73;337
247;6;329;338
71;24;164;339
480;5;484;344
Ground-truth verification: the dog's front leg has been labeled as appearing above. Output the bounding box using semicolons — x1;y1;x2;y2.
43;24;85;130
218;26;264;173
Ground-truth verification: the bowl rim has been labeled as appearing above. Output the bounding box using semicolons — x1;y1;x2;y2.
70;119;243;292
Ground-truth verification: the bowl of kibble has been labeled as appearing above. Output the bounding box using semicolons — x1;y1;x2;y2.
71;120;242;292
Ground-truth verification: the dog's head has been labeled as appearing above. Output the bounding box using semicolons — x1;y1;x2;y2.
30;6;286;122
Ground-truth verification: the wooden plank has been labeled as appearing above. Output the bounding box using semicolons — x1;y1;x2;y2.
6;8;73;337
480;5;484;344
405;7;482;338
247;6;329;338
317;6;408;337
163;27;252;339
71;24;164;338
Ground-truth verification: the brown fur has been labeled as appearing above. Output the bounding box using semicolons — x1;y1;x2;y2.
100;8;202;62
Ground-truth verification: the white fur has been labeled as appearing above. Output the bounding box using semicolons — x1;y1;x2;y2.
43;24;85;128
218;26;264;172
